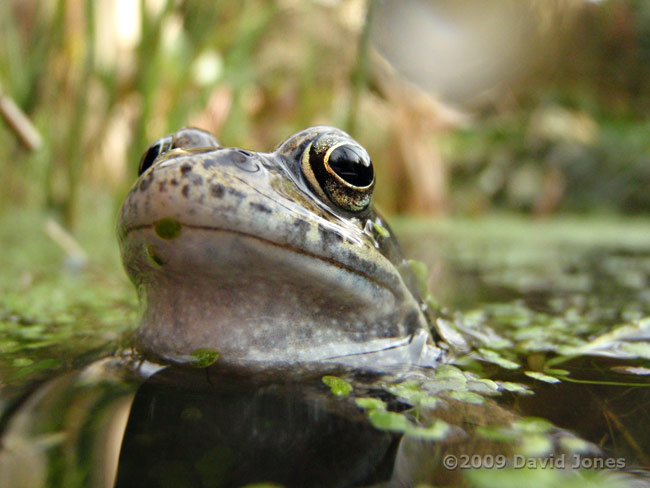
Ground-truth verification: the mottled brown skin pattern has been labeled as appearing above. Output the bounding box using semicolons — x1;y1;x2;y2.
118;127;441;367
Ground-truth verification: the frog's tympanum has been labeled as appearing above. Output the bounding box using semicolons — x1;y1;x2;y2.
118;127;442;367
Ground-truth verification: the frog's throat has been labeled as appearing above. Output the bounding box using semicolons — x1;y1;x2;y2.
124;228;433;365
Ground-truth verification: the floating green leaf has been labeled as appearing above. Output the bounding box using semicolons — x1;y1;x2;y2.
355;397;386;410
385;380;427;403
468;467;636;488
524;371;561;384
620;342;650;360
558;436;595;455
10;358;61;381
322;375;352;397
519;434;553;457
189;348;220;367
154;218;182;240
448;391;484;405
418;396;441;408
498;381;531;394
434;364;466;380
476;425;519;443
465;467;558;488
511;417;554;434
467;378;499;394
477;348;521;369
373;222;390;238
405;419;451;440
610;365;650;376
368;410;411;432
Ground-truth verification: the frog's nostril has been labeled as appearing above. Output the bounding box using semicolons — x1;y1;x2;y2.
230;150;259;173
202;148;260;173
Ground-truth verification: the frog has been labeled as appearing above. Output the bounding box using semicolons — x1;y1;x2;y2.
117;126;444;367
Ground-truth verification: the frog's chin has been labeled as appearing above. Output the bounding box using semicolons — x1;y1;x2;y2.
124;228;432;366
147;329;442;370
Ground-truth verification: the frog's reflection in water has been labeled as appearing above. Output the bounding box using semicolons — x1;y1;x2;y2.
115;365;400;488
5;359;649;487
1;359;509;488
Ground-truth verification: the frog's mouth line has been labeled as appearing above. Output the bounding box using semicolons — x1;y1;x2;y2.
124;222;397;295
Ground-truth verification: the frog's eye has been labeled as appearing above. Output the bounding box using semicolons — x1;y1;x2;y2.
171;128;219;149
138;136;173;175
301;135;375;212
138;129;219;176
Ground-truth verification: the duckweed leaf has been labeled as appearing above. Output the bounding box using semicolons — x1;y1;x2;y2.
382;384;440;408
475;425;519;443
448;391;484;405
418;396;441;408
464;468;559;488
558;436;596;455
425;293;443;313
512;417;554;434
519;434;553;457
466;378;499;394
469;468;637;488
12;357;33;367
368;410;411;432
477;416;556;448
434;364;466;380
322;375;352;397
498;381;532;394
435;318;469;350
405;419;451;440
524;371;561;384
355;397;386;410
385;380;428;403
373;222;390;238
610;365;650;375
619;342;650;359
189;348;220;367
10;358;61;380
590;319;650;344
154;218;182;240
477;348;521;369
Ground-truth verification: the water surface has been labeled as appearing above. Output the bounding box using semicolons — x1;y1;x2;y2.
2;215;650;487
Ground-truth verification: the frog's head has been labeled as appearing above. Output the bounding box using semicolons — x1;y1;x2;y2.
117;127;438;366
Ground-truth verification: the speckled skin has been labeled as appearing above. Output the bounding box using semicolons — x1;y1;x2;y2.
118;127;442;367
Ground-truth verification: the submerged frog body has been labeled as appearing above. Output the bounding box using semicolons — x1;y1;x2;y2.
118;127;442;366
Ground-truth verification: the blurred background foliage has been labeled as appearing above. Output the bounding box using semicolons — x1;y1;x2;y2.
1;0;650;226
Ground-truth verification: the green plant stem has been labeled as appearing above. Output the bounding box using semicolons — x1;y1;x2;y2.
345;0;376;136
62;0;95;228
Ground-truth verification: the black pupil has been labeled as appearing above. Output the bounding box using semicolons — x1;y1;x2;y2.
138;138;170;175
327;145;374;187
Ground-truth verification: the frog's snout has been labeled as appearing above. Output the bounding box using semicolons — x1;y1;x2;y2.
151;147;259;176
209;148;261;174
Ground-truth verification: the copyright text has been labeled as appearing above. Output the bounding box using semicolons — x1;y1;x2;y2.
442;454;626;470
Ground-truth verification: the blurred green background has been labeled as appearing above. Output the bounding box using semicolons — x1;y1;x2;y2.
3;0;650;223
